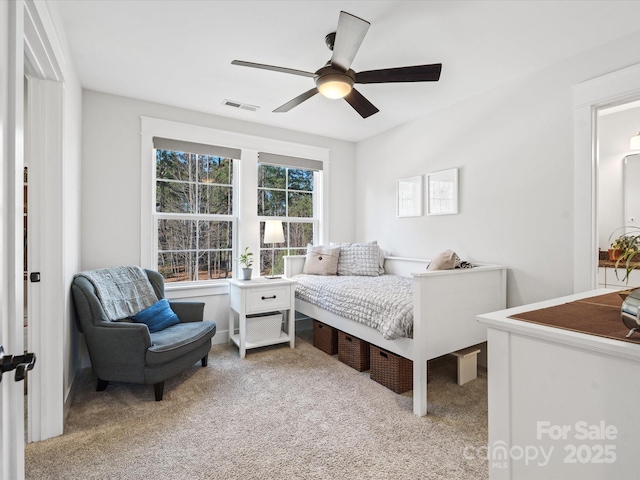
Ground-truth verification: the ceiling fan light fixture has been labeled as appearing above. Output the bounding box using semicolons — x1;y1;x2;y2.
315;72;354;99
232;11;441;118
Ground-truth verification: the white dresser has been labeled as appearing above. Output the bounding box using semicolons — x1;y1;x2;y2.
597;265;640;289
477;289;640;479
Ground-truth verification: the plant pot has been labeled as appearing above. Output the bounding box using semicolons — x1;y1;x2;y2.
609;249;622;261
240;268;252;280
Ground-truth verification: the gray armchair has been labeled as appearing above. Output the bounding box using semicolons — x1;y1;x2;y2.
71;269;216;400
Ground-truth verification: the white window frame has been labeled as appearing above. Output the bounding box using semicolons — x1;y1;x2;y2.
153;143;238;285
140;117;330;292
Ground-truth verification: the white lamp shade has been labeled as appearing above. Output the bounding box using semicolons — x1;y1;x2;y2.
631;133;640;150
264;220;285;244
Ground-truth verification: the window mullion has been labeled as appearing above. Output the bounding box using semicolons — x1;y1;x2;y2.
194;154;199;282
155;212;232;221
193;153;198;215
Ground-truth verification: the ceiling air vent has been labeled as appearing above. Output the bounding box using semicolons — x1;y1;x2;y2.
222;99;259;112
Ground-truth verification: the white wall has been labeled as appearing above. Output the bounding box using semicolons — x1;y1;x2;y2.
356;29;640;308
81;90;356;341
597;106;640;250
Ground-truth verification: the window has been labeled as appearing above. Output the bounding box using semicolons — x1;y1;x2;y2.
154;138;239;283
142;118;329;288
257;158;318;276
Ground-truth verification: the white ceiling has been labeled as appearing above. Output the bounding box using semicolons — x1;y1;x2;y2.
54;0;640;142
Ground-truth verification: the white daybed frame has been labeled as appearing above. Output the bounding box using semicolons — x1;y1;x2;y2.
284;255;507;417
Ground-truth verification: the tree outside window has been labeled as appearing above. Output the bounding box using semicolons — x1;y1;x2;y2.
156;149;234;282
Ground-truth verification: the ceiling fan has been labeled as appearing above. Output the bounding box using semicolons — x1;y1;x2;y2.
231;11;442;119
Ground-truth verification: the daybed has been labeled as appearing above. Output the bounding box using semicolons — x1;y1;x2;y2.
284;254;507;416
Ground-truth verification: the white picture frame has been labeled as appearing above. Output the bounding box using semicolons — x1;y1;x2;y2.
396;175;423;217
427;168;458;215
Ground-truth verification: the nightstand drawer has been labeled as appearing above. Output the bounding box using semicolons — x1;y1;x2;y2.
245;285;291;313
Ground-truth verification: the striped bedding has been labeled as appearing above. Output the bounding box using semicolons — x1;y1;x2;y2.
293;274;413;340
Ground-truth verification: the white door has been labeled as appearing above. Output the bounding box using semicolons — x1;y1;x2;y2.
1;0;26;477
0;322;27;480
0;339;25;480
25;76;64;442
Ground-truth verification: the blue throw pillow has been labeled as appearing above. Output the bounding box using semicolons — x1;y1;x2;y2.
131;298;179;333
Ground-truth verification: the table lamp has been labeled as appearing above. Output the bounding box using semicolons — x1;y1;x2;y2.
264;220;285;278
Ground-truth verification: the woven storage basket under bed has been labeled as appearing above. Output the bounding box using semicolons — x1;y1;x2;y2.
370;345;431;394
313;320;338;355
338;331;370;371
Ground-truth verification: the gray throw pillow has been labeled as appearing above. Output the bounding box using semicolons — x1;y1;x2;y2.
331;242;380;276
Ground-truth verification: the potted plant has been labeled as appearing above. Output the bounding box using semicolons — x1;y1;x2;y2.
237;247;254;280
608;227;640;283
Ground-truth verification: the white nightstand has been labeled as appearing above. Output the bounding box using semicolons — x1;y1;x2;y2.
228;277;296;358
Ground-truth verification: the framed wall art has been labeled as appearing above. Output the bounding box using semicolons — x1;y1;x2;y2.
396;175;423;217
427;168;458;215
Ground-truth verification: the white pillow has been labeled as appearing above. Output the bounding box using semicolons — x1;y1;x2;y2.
427;249;460;271
303;245;340;275
331;241;380;276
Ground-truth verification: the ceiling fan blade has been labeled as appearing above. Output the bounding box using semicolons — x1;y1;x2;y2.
330;11;370;72
273;88;319;113
231;60;316;78
344;88;379;118
356;64;442;84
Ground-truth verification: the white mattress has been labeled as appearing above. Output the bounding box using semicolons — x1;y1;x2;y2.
293;274;413;340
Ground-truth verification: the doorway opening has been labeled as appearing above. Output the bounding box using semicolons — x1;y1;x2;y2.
573;62;640;293
596;100;640;289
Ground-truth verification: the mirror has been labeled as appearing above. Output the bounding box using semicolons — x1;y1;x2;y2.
597;103;640;252
624;154;640;227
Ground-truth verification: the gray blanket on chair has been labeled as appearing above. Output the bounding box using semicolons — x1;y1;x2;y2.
76;266;158;321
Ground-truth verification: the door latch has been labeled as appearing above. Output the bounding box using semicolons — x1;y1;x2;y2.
30;272;40;282
0;346;36;383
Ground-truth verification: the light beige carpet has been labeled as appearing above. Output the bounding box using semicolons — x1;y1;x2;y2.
25;331;489;479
